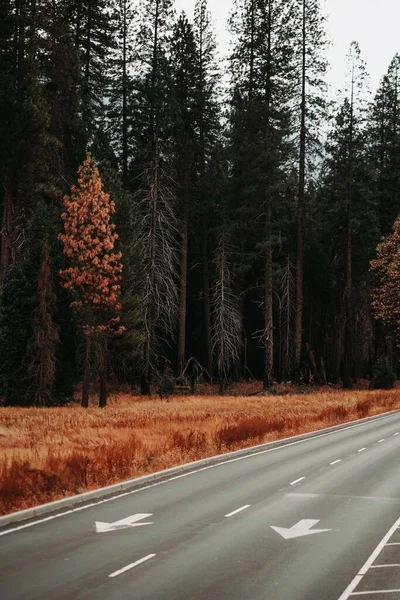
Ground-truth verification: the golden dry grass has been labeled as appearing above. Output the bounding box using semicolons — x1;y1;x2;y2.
1;387;399;515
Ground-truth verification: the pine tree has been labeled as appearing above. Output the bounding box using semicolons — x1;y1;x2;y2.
293;0;327;380
0;0;16;284
64;0;117;144
135;0;175;146
369;54;400;236
105;0;137;180
0;264;33;405
59;153;124;407
0;0;57;284
193;0;220;379
319;43;377;386
371;215;400;345
229;0;294;388
129;0;179;392
0;199;65;406
100;165;144;385
171;13;198;376
41;0;83;185
28;238;59;406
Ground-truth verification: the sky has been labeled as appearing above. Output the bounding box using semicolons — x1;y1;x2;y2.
174;0;400;97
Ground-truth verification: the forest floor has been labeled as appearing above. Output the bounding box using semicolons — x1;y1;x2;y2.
1;382;400;516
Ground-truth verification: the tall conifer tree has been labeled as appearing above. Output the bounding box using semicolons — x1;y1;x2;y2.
293;0;327;379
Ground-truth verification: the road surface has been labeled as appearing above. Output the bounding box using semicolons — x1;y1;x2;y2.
2;412;400;599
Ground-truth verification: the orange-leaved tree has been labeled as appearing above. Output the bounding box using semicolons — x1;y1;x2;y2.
59;153;124;407
370;215;400;345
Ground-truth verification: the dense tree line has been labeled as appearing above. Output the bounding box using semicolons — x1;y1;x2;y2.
0;0;399;406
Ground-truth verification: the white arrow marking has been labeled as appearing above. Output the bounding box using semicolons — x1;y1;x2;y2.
271;519;332;539
96;513;153;533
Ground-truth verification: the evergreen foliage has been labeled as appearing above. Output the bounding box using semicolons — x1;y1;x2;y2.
1;0;400;402
372;356;396;390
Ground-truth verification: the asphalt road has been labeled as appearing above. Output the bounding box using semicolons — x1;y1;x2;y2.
2;412;400;600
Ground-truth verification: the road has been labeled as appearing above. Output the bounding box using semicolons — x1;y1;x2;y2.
2;412;400;599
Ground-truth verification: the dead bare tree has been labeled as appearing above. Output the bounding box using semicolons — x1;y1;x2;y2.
135;148;180;393
211;237;242;393
278;254;295;381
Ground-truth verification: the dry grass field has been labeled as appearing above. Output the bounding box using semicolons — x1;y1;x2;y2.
1;386;400;516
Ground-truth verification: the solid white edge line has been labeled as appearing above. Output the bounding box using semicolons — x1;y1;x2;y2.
358;448;366;452
337;575;364;599
290;477;305;486
2;411;400;537
224;505;251;518
109;554;156;578
337;516;400;599
330;460;342;465
358;517;400;574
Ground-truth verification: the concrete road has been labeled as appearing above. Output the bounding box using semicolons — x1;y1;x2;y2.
2;412;400;600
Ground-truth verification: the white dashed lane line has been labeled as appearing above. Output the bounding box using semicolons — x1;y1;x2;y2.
290;477;305;486
109;554;156;578
378;439;385;443
358;448;366;452
330;460;342;465
225;505;251;518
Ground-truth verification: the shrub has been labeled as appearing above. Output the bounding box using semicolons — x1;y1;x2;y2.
372;356;396;390
157;367;176;399
319;404;349;421
215;416;288;448
356;399;371;417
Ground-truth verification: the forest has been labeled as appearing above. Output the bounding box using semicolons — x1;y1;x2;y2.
0;0;400;407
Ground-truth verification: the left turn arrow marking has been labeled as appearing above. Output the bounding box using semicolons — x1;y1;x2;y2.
95;513;153;533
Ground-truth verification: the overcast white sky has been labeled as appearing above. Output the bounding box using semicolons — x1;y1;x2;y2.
175;0;400;96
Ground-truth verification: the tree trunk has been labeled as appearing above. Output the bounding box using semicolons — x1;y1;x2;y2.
320;356;327;386
264;196;273;389
306;343;321;384
343;56;355;390
177;203;188;376
149;0;160;138
84;0;92;88
263;0;273;391
343;205;353;389
331;316;343;384
202;218;212;379
99;337;107;408
249;0;255;104
0;181;14;286
82;335;91;407
295;0;306;380
142;146;159;395
385;336;393;365
75;0;82;48
197;15;212;381
177;141;189;377
122;0;128;182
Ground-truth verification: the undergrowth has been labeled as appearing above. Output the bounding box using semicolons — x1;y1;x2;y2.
0;388;399;515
